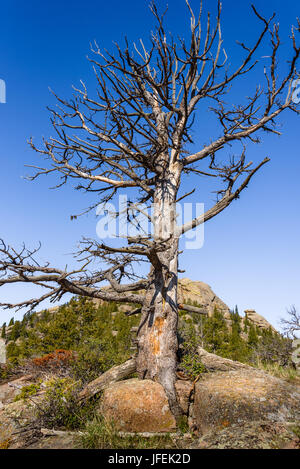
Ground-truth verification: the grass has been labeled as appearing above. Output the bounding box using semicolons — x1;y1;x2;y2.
253;359;299;382
77;416;189;449
291;425;300;439
0;424;11;450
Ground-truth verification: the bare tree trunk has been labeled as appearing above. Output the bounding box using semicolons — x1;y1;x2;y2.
136;166;183;420
136;242;181;418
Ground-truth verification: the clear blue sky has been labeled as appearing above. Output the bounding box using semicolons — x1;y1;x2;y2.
0;0;299;330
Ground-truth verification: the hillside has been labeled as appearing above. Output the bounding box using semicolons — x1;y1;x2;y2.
0;278;276;342
0;280;298;450
0;279;291;372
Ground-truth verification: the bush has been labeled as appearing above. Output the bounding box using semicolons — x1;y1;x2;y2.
34;377;96;430
71;338;113;384
14;382;42;401
0;363;15;382
250;330;293;367
178;321;206;379
31;349;74;376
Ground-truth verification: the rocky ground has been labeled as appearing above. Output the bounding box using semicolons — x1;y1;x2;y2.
0;279;298;449
1;362;299;450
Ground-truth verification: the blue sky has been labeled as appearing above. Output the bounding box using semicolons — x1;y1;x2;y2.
0;0;299;330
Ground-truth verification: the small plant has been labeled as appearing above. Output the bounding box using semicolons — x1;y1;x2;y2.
34;377;96;430
14;382;41;401
0;437;11;450
291;425;300;439
78;416;177;450
179;322;206;379
180;353;206;380
176;415;189;434
0;363;14;382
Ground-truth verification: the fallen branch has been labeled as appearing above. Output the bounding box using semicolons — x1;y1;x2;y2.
78;358;136;402
125;307;142;316
40;428;191;439
179;304;208;315
197;347;252;372
118;432;191;439
125;303;208;317
40;428;83;437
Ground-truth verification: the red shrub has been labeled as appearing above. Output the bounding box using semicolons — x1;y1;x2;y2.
31;349;74;373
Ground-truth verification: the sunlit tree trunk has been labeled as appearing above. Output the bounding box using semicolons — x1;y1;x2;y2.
136;163;183;419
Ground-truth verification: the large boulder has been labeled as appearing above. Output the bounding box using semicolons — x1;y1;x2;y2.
190;421;300;449
100;378;177;432
193;369;300;434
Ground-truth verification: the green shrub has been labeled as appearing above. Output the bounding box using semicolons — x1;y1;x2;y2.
14;382;41;401
71;338;115;383
34;377;96;430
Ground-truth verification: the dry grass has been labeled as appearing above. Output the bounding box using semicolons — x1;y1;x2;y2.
0;424;11;450
77;416;191;449
253;359;299;382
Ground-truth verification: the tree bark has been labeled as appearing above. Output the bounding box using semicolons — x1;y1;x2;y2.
136;164;183;420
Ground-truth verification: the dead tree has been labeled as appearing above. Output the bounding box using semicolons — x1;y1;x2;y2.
281;306;300;338
1;1;300;419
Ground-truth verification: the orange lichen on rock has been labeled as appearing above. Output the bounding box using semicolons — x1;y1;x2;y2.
100;378;176;432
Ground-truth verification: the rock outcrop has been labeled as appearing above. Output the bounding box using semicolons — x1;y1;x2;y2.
93;278;232;318
191;421;300;449
0;375;34;407
178;278;231;318
193;369;300;434
244;309;277;332
196;346;252;372
100;378;177;432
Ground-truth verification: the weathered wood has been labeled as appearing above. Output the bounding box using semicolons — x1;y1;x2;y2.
78;358;136;402
179;304;207;315
118;432;191;439
125;308;142;316
40;428;191;439
127;303;208;317
41;428;83;437
136;230;181;420
197;347;252;372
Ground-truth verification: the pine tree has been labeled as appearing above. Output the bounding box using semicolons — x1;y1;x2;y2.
243;313;250;333
248;323;259;347
203;308;230;356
